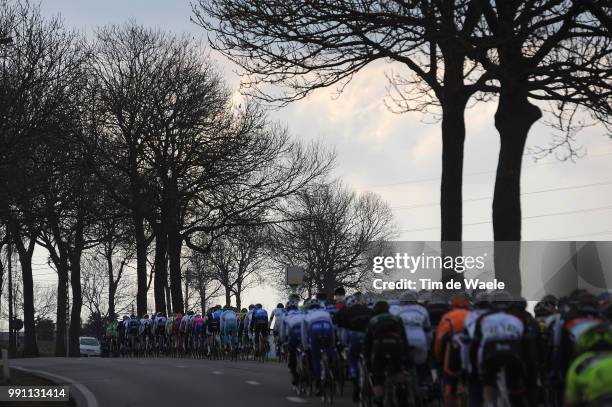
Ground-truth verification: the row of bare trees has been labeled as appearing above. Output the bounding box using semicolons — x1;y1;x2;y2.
0;1;338;357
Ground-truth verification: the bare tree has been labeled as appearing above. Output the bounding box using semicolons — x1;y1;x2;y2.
269;180;396;298
0;1;85;356
192;0;498;245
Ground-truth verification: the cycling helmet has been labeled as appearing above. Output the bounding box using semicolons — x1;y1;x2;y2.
373;301;389;315
123;315;129;321
511;297;527;311
352;292;365;305
417;289;432;305
308;299;320;309
334;286;346;296
255;303;262;309
130;314;136;319
473;291;490;309
399;290;419;304
277;303;284;309
577;322;612;354
241;308;247;313
449;292;471;309
490;290;514;311
143;314;149;319
316;292;327;302
345;295;356;308
535;300;556;318
248;304;255;310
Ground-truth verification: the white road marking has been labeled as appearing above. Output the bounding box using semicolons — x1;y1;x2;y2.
245;380;260;385
13;366;99;407
212;370;223;375
286;396;308;403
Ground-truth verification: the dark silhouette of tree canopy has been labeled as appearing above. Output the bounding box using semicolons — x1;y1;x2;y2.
269;180;395;298
193;0;497;247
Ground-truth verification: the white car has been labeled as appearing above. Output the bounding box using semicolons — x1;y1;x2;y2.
79;336;101;357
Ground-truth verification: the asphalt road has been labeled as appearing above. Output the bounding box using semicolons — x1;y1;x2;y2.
12;357;355;407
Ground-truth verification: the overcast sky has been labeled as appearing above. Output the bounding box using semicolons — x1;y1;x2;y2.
21;0;612;314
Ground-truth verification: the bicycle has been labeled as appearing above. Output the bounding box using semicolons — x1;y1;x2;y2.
381;354;409;407
357;354;373;407
256;332;269;362
319;341;336;405
297;348;313;396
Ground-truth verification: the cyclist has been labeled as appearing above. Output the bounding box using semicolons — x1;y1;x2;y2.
245;304;256;345
364;300;409;406
270;303;285;334
282;299;305;386
336;292;373;402
459;291;491;407
206;307;221;356
434;292;470;407
221;305;238;352
301;298;335;396
172;312;183;355
334;286;346;310
395;290;432;386
139;314;153;354
564;322;612;406
126;314;140;354
473;290;526;407
238;308;248;349
250;303;269;357
105;316;119;355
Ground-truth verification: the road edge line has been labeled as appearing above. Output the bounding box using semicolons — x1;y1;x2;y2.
12;366;99;407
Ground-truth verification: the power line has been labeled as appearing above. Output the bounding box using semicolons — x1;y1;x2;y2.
401;205;612;233
361;150;612;190
391;180;612;210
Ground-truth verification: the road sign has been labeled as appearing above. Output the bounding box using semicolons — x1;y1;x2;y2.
286;266;305;287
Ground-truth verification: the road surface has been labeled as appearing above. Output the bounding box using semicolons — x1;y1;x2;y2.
12;357;355;407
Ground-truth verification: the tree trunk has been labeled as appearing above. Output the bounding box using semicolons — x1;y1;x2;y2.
153;222;167;313
106;249;116;319
7;243;16;357
68;223;84;357
439;94;468;287
225;286;231;307
14;233;38;357
492;88;542;296
199;283;206;315
167;220;184;314
55;258;69;357
133;214;148;316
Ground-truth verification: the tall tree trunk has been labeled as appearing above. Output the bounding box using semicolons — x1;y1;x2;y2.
7;243;16;357
225;285;231;307
153;222;167;313
199;283;206;315
167;214;184;313
133;214;148;316
14;231;38;357
106;249;116;319
439;51;468;288
55;258;68;357
492;87;541;296
68;221;84;357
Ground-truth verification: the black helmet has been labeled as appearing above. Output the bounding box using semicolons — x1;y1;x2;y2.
334;286;346;296
248;304;255;310
277;303;284;309
373;301;389;315
316;292;327;301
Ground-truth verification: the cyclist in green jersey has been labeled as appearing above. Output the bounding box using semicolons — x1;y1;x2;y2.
565;322;612;406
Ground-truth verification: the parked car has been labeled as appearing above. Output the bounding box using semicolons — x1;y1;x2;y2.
79;336;101;357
